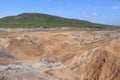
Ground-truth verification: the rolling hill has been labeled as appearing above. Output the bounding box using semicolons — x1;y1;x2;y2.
0;13;119;29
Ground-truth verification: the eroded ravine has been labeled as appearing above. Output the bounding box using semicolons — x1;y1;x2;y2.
0;30;120;80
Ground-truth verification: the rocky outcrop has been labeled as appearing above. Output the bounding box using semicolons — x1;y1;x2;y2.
0;62;57;80
0;30;120;80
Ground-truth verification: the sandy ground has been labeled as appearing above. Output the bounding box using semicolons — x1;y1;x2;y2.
0;29;120;80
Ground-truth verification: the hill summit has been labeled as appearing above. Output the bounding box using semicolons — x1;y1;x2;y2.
0;13;118;28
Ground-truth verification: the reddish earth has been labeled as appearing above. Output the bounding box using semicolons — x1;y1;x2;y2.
0;29;120;80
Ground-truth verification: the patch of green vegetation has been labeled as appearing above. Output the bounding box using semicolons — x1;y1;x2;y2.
0;13;119;29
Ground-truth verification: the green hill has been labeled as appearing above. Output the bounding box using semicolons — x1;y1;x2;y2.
0;13;119;29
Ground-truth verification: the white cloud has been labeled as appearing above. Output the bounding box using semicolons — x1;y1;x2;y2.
85;12;98;22
91;12;97;21
92;12;97;17
112;6;120;10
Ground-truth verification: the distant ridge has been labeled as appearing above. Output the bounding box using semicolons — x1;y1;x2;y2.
0;13;119;29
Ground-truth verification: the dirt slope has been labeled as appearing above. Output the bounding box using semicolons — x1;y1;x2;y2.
0;30;120;80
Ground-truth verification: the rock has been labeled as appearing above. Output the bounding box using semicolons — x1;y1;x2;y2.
0;30;119;80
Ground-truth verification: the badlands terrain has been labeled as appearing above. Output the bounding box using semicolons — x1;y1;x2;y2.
0;29;120;80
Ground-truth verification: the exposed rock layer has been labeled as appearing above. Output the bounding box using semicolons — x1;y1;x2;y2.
0;30;120;80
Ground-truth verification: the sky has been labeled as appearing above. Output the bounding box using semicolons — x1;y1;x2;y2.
0;0;120;26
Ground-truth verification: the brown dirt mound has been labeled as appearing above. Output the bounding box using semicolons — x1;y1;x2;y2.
0;30;119;80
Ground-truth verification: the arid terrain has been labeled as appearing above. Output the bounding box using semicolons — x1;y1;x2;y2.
0;29;120;80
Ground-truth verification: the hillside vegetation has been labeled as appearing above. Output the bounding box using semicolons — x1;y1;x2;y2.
0;13;119;29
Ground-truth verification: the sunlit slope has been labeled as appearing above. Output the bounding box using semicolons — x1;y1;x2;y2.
0;13;118;28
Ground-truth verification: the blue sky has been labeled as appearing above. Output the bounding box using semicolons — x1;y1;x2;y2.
0;0;120;25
